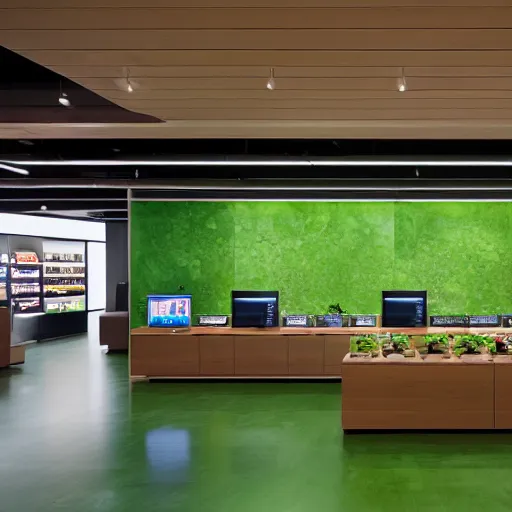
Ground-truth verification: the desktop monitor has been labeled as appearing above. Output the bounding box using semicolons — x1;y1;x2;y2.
147;295;191;328
231;291;279;328
382;290;427;327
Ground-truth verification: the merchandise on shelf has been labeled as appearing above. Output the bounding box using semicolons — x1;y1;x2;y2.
11;267;39;279
45;296;86;314
44;265;85;277
12;297;41;314
44;252;83;262
11;283;40;296
13;252;39;264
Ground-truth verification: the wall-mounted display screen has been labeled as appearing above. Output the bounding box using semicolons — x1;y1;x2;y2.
147;295;191;327
231;291;279;328
382;290;427;327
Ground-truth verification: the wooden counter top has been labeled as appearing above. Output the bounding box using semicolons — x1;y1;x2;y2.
131;326;512;336
342;353;493;365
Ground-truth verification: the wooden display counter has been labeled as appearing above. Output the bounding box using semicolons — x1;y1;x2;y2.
130;327;355;379
342;351;512;431
342;354;495;430
0;307;25;368
0;307;10;368
494;356;512;429
131;326;512;385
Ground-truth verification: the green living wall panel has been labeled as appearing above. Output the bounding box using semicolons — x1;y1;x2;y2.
130;201;512;327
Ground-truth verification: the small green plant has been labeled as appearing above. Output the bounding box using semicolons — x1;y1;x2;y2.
391;334;410;350
137;297;147;326
353;335;379;353
480;335;497;354
453;335;493;356
327;303;347;315
424;334;449;346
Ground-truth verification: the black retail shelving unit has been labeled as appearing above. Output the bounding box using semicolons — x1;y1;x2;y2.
0;234;91;344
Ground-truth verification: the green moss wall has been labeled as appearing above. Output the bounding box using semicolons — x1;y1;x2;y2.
130;201;512;327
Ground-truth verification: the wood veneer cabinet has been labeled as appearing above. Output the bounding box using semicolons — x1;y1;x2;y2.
494;357;512;429
342;355;495;430
130;327;354;379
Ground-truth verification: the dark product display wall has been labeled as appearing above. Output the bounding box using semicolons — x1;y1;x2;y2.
0;234;88;344
130;201;512;328
106;222;128;312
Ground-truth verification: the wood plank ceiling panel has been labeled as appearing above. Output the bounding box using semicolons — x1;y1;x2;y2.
2;0;512;138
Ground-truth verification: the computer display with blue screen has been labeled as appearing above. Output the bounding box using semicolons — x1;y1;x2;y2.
147;295;191;328
232;290;279;328
382;290;427;327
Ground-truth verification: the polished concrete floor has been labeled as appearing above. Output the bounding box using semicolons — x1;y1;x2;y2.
2;317;512;511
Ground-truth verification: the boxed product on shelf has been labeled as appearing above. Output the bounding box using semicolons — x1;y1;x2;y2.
13;297;41;314
13;252;39;264
11;283;40;296
11;267;39;279
44;252;83;262
45;296;86;314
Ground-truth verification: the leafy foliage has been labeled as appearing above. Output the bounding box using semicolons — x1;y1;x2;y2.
424;334;449;346
353;335;379;353
327;303;347;315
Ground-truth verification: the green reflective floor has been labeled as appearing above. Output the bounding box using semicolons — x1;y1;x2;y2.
2;316;512;511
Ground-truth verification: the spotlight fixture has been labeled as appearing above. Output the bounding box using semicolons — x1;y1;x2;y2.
40;205;47;211
397;67;407;92
127;67;133;93
267;68;276;90
58;92;71;107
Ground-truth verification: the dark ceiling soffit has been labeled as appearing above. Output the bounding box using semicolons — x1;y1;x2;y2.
0;107;162;124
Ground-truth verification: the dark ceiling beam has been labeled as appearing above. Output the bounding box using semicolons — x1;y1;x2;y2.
0;200;127;212
0;188;127;200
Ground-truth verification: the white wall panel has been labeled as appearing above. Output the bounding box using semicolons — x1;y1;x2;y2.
87;242;106;311
0;213;105;242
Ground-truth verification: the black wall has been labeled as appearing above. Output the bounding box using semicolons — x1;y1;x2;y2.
105;222;128;312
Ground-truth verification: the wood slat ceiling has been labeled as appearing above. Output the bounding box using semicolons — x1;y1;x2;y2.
2;0;512;138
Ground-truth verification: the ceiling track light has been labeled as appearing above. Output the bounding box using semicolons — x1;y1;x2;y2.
7;158;512;168
127;68;134;93
267;67;276;90
58;80;71;107
397;67;407;93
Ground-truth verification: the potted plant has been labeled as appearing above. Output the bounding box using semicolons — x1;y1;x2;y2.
381;333;411;357
424;334;449;354
351;334;379;357
480;335;497;355
495;335;512;354
453;335;495;357
328;303;347;315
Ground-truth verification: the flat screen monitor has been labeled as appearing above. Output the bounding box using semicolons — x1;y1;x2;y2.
147;295;191;328
382;290;427;327
232;291;279;328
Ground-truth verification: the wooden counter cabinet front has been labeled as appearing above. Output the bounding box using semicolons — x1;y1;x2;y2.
130;327;354;379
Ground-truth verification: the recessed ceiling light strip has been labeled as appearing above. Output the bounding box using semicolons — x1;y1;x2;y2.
4;159;512;167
